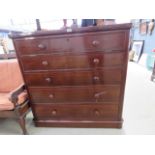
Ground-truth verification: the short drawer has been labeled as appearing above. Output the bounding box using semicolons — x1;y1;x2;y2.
14;31;126;55
69;31;126;52
28;85;121;103
24;68;122;86
20;52;125;71
33;104;119;120
15;37;70;55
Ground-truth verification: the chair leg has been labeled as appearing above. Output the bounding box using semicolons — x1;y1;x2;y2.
18;116;28;135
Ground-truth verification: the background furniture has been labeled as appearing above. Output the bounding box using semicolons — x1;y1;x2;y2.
10;23;131;128
151;60;155;81
0;53;16;59
0;59;30;134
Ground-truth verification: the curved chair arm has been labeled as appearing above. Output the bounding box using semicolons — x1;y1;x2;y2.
8;84;27;107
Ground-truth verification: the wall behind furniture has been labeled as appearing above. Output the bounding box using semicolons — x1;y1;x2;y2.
133;21;155;54
132;19;155;69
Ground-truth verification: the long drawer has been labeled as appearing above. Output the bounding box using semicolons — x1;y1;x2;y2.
24;68;122;86
28;85;121;103
14;31;126;55
33;104;119;120
20;52;125;71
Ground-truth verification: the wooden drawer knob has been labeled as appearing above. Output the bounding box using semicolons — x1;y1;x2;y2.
49;94;54;99
42;61;48;66
93;58;100;64
45;77;52;83
66;38;70;42
93;76;100;82
94;109;100;116
38;44;46;49
92;40;99;46
52;109;57;115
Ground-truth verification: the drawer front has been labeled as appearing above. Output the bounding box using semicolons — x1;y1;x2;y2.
69;31;126;52
24;69;122;86
15;31;126;55
33;104;119;120
15;38;49;54
29;85;121;103
20;52;125;71
15;37;71;55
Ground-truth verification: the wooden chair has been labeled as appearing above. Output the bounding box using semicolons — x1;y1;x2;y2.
0;59;30;134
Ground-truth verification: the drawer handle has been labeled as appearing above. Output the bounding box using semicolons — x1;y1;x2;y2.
38;44;46;49
94;91;106;102
94;109;100;116
49;94;54;99
52;109;57;115
45;77;52;83
42;61;48;66
93;58;100;64
93;76;100;82
66;38;70;42
92;40;99;46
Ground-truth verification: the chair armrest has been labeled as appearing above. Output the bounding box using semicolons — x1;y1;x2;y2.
8;84;27;106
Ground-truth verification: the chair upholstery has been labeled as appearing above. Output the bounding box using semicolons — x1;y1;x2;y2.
0;59;30;134
0;91;28;111
0;59;23;92
0;93;14;110
0;59;27;111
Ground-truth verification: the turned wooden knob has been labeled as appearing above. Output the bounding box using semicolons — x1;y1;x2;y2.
66;38;70;42
45;77;52;83
52;109;57;115
93;76;100;82
42;60;48;66
49;94;54;99
92;40;99;46
38;44;46;49
93;58;100;64
94;109;100;116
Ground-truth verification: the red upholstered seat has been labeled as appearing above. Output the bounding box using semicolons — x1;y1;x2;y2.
0;59;30;134
0;91;28;111
0;59;28;111
0;59;24;93
0;93;14;110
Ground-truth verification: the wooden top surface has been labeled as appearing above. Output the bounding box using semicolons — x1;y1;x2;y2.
9;23;132;39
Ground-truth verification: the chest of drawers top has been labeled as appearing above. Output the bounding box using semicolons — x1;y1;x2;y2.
10;23;131;39
10;23;131;55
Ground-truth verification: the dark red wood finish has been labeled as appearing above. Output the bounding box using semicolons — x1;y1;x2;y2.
24;68;122;86
32;104;119;120
28;85;121;103
20;52;125;71
10;23;131;128
15;31;126;55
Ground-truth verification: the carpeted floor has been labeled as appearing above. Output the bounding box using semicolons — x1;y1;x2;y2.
0;62;155;135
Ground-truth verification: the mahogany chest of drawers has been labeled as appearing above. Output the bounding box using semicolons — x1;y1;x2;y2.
10;23;131;128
